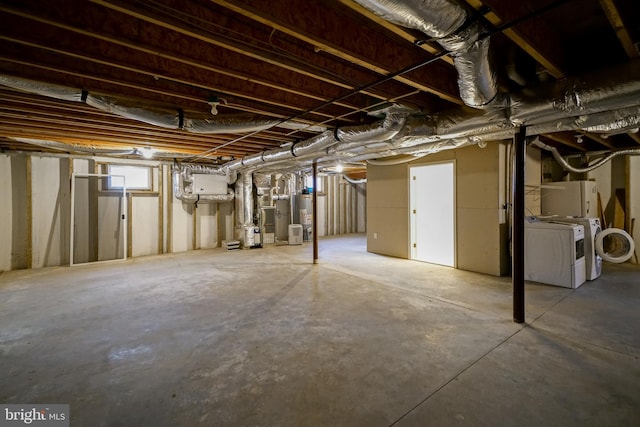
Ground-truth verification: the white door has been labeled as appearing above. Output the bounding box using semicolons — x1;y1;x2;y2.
410;162;456;267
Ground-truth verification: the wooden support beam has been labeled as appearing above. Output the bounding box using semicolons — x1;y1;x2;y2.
0;2;376;111
209;0;462;103
627;132;640;145
465;0;566;78
0;32;353;120
598;0;638;59
336;0;455;66
542;133;588;152
87;0;446;109
579;132;616;150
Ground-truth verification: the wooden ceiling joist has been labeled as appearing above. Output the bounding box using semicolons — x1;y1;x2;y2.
598;0;638;59
209;0;462;104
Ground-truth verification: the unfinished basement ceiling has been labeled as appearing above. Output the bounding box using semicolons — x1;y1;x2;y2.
0;0;639;163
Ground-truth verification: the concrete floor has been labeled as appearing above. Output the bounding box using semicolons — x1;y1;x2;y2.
1;234;639;426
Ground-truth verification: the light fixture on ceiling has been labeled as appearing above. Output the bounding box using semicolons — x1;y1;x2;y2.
207;95;227;115
138;147;155;159
335;163;344;173
575;134;584;144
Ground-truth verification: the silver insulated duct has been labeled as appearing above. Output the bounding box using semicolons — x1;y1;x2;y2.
354;0;498;108
0;75;279;134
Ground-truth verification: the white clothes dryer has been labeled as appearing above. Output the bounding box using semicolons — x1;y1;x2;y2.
524;218;586;288
540;217;602;280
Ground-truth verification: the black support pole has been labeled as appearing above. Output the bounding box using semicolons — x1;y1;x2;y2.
312;161;319;264
513;126;526;323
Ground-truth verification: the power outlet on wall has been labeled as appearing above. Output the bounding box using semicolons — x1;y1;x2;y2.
373;232;378;239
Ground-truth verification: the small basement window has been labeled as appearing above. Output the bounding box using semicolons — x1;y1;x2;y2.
107;165;152;190
305;175;323;193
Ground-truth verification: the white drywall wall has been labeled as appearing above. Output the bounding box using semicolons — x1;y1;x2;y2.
171;192;194;253
132;196;159;257
31;156;70;268
628;156;640;264
0;155;12;271
196;202;217;249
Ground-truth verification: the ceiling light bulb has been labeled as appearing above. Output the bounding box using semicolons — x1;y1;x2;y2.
335;164;343;173
209;102;219;115
140;147;154;159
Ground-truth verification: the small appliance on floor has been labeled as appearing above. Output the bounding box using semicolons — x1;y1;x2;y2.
524;218;586;288
539;216;602;281
288;224;303;245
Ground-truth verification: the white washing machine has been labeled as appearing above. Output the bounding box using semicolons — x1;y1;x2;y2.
539;217;602;281
524;218;586;288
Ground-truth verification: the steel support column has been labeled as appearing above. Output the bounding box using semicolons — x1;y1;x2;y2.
513;126;527;323
312;161;319;264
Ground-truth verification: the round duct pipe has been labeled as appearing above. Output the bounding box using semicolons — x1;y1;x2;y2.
595;228;635;263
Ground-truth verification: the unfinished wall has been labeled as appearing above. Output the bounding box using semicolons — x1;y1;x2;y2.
627;156;639;264
0;155;15;271
320;175;365;236
0;154;199;270
195;202;218;250
525;147;542;216
97;194;125;261
71;159;98;264
367;162;409;259
367;143;508;276
1;152;367;272
132;196;160;257
31;156;71;268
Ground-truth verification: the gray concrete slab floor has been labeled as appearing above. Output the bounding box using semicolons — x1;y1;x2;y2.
1;234;639;426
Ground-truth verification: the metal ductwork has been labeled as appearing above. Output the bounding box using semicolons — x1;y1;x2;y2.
221;3;640;172
0;75;280;135
0;74;83;102
239;172;253;226
334;108;410;148
343;176;367;185
581;115;640;136
354;0;498;108
223;130;339;171
9;137;138;156
183;117;281;134
86;94;180;129
530;138;640;174
324;60;640;163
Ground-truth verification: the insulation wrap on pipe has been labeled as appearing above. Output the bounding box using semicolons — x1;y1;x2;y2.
242;172;253;226
531;137;640;174
352;0;466;39
354;0;498;108
86;94;181;129
183;117;279;134
0;75;83;102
